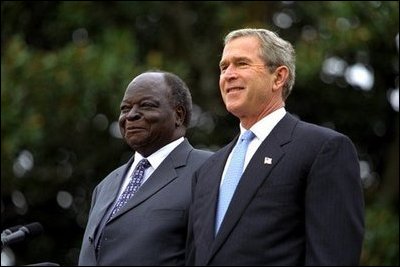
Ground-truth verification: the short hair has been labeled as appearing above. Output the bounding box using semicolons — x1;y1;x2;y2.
224;28;296;100
160;71;193;128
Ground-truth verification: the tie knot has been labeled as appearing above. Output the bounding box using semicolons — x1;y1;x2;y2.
137;158;151;169
240;130;255;142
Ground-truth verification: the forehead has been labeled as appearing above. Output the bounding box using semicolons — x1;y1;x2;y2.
221;36;261;60
124;73;169;98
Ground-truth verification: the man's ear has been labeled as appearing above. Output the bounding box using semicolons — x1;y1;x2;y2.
272;66;289;92
175;106;186;127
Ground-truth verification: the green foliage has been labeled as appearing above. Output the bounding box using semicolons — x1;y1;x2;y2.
361;203;399;266
1;1;398;265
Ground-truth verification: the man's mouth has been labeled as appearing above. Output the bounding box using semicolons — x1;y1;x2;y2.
226;87;244;94
126;126;145;133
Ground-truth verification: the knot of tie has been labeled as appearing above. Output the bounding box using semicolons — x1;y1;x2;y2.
240;130;255;142
137;158;151;169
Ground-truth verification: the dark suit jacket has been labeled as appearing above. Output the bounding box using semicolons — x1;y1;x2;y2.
187;113;364;266
78;139;212;266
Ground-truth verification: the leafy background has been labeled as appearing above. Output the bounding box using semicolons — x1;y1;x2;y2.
1;1;398;266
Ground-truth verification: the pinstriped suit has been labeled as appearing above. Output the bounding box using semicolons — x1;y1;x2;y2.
186;113;364;266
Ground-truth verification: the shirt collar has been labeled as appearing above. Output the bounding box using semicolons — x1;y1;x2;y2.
239;107;286;142
134;137;185;169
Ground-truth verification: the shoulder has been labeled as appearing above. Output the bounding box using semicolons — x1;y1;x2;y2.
171;139;213;167
191;148;214;158
188;148;214;166
282;113;349;141
288;115;357;156
180;138;214;159
296;119;351;144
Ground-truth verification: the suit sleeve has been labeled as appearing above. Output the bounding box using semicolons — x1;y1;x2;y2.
305;134;365;265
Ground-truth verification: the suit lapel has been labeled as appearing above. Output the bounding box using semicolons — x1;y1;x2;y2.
120;159;177;212
108;139;193;222
88;160;131;241
200;144;235;250
207;113;298;263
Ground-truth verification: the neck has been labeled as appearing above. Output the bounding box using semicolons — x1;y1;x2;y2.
240;102;284;129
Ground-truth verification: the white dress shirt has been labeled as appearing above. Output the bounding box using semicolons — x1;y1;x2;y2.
117;137;185;199
220;108;286;185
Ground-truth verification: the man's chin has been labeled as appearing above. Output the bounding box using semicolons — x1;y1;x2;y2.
125;133;147;146
226;105;242;117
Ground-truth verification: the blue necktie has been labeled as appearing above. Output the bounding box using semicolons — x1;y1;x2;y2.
109;158;151;219
215;130;255;235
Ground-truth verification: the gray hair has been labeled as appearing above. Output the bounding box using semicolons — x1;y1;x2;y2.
224;28;296;100
161;71;193;128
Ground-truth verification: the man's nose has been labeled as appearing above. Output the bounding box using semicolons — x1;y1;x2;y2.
222;65;238;80
126;107;141;120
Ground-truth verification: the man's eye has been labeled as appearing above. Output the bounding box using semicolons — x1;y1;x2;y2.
220;65;227;73
141;102;156;108
237;61;248;68
121;106;130;113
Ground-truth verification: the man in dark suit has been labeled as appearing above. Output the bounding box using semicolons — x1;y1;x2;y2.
78;70;212;265
186;28;364;266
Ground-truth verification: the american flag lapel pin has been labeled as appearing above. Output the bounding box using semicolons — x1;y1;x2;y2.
264;157;272;165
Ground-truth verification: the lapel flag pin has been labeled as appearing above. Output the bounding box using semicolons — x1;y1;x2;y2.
264;157;272;165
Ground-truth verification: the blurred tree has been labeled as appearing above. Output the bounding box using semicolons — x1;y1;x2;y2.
1;1;398;265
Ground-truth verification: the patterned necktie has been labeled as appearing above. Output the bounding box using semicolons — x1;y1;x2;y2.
215;130;255;235
109;158;151;219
